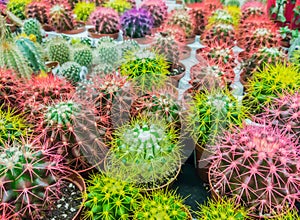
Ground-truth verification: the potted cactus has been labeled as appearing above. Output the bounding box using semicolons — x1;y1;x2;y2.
47;37;71;65
7;0;31;20
187;4;206;35
25;1;49;25
201;24;236;47
88;7;120;39
22;18;43;43
121;8;154;44
105;116;182;191
209;122;300;218
240;1;266;22
208;9;235;26
104;0;132;15
73;1;96;23
59;61;83;85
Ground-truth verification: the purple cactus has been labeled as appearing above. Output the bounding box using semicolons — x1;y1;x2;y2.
0;0;7;5
121;8;153;38
209;121;300;218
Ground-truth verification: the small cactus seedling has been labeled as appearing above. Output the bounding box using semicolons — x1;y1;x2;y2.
135;190;190;220
89;7;120;34
140;0;168;28
72;44;93;67
201;24;236;47
60;61;82;84
0;138;66;219
243;63;300;114
167;9;195;38
47;37;71;64
74;1;95;22
22;18;43;43
48;3;76;32
7;0;31;20
121;8;153;38
83;172;142;220
196;198;249;220
209;122;300;218
25;1;49;25
104;0;132;15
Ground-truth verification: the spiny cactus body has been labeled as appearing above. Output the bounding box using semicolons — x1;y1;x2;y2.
202;24;236;47
47;37;71;64
104;0;131;14
167;9;195;38
74;1;95;22
7;0;31;20
72;44;93;67
140;0;167;28
48;3;75;32
60;61;82;84
25;1;49;25
23;18;43;43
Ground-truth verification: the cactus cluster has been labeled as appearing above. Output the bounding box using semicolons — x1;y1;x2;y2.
209;122;300;218
140;0;167;28
7;0;31;20
25;1;49;25
89;7;120;34
167;9;195;38
74;1;95;22
0;138;65;219
201;24;236;46
22;18;43;43
121;8;153;38
60;61;82;84
47;37;71;64
48;3;75;32
72;44;93;67
104;0;131;14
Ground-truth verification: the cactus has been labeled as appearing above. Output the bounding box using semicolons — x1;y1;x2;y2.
196;198;248;220
92;63;114;77
120;48;169;93
140;0;167;28
0;138;65;219
22;18;43;43
188;6;206;35
276;209;300;220
241;47;286;84
135;190;190;220
188;88;248;146
0;41;32;79
48;3;75;32
15;37;46;73
47;37;71;64
7;0;31;20
120;38;140;56
106;117;182;189
89;7;120;34
60;61;82;84
121;8;153;38
224;0;240;6
74;2;95;22
104;0;131;14
72;44;93;67
208;9;234;26
0;68;24;109
225;6;241;26
243;63;300;114
201;24;236;47
241;1;266;21
167;9;195;38
95;41;121;68
83;172;142;220
0;106;30;146
209;122;300;218
25;1;49;25
160;24;187;43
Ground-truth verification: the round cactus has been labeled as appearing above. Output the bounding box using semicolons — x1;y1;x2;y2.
120;38;140;56
89;7;120;34
7;0;31;20
47;37;71;64
209;122;300;218
83;172;142;220
91;63;114;77
196;198;248;220
0;138;65;219
167;9;195;38
95;41;121;68
60;61;82;84
140;0;167;28
72;44;93;67
208;9;234;26
121;8;153;38
201;24;236;47
241;1;266;22
188;6;206;36
25;1;49;25
22;18;43;43
74;1;95;22
48;3;75;32
104;0;132;14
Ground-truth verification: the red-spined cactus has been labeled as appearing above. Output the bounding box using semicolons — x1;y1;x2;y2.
20;74;75;123
201;0;222;16
188;5;206;35
48;3;76;32
209;122;300;218
140;0;167;28
25;1;49;25
0;68;24;110
0;137;66;220
201;24;236;47
262;92;300;145
241;1;266;22
160;24;186;44
89;7;120;34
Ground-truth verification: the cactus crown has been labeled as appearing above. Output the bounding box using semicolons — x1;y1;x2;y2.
120;39;140;56
23;18;43;43
104;0;132;14
25;1;49;25
74;2;95;22
89;7;120;34
7;0;31;20
140;0;168;28
47;37;71;64
72;44;93;67
208;9;234;26
196;198;248;220
135;190;189;220
60;61;82;84
83;172;142;220
209;123;300;218
167;9;194;37
120;48;170;94
106;117;181;189
121;8;153;38
49;3;75;32
95;41;121;68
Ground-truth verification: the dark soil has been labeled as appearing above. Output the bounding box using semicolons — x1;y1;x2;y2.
44;181;82;220
168;63;185;77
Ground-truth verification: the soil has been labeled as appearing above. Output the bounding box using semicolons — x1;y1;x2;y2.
43;181;82;220
168;63;185;77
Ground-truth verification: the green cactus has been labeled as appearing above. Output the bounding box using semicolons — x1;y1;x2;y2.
95;41;121;67
276;209;300;220
243;63;300;114
60;61;82;84
224;0;240;7
73;44;93;67
208;9;235;26
15;37;46;73
92;63;114;77
188;89;249;146
135;190;190;220
22;18;43;43
0;107;30;146
106;117;181;189
120;39;140;57
74;2;96;22
47;37;71;64
98;36;115;44
196;198;249;220
83;172;142;220
7;0;31;20
104;0;132;14
0;41;32;79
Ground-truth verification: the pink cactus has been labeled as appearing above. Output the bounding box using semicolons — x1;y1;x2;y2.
209;122;300;218
241;1;266;22
140;0;168;28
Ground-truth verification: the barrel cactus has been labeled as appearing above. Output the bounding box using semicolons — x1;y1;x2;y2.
48;3;75;32
7;0;31;20
95;41;121;68
22;18;43;43
167;9;195;38
25;1;49;25
47;37;71;64
104;0;131;14
60;61;82;84
201;24;236;47
140;0;167;28
72;44;93;67
74;1;95;22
